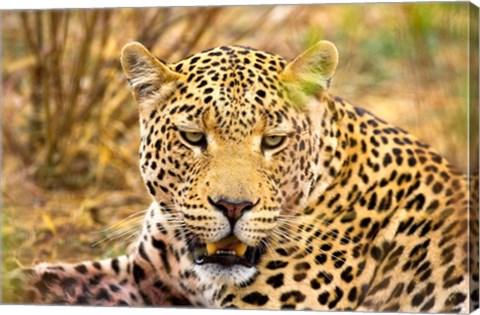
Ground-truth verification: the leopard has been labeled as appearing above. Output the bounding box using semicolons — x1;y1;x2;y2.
6;40;478;312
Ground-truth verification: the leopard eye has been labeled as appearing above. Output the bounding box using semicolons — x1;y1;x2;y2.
180;131;207;147
262;135;286;151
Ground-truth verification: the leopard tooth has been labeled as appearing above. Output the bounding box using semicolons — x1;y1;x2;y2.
206;243;217;255
234;242;248;256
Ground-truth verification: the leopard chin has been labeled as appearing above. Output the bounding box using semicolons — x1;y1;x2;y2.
193;263;258;287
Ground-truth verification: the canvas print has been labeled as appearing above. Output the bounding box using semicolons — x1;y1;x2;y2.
1;2;479;313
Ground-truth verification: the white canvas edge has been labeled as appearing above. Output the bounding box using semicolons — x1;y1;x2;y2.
0;1;478;315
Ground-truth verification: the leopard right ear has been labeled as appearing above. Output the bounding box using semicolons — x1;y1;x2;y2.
120;42;179;101
280;41;338;109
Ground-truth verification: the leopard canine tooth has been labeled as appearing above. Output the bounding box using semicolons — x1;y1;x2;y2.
206;243;218;255
234;242;248;256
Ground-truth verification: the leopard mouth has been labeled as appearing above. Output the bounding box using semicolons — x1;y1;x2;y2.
190;235;264;268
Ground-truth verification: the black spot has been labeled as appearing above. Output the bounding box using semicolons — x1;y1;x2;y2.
146;181;156;195
221;294;235;306
443;275;464;289
89;274;104;286
111;258;120;275
320;243;332;251
318;291;330;305
412;292;425;307
369;276;391;295
317;271;333;284
266;274;284;288
74;264;88;274
333;255;346;269
60;277;77;296
280;291;306;303
420;297;435;311
390;283;404;298
408;157;417;166
367;192;377;210
95;288;112;301
197;80;208;88
41;272;60;284
432;182;444;194
397;217;414;234
328;286;344;309
310;279;321;289
370;246;382;261
367;222;380;240
370;136;380;147
256;90;266;98
340;266;354;283
266;260;288;270
275;248;291;256
315;254;327;265
242;292;269;306
190;56;200;64
360;218;371;228
175;63;183;72
294;262;311;271
405;193;426;210
151;237;172;273
348;287;357;302
407;280;416;294
204;96;213;104
138;242;152;263
129;292;138;301
132;263;146;284
109;284;122;293
419;221;432;237
383;303;400;311
293;273;307;282
445;292;466;306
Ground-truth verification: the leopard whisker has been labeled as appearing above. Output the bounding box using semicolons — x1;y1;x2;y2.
277;212;357;244
274;218;351;263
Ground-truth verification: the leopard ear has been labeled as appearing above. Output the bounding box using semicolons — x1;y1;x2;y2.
280;41;338;105
120;42;179;100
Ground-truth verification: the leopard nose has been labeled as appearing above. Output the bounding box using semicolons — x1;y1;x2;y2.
208;197;257;225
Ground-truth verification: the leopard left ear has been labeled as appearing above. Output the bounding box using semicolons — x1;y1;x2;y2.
280;41;338;104
120;42;179;101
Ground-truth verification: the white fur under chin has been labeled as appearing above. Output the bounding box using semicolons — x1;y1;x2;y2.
193;263;257;287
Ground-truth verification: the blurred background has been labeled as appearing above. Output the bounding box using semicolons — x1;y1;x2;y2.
1;3;472;299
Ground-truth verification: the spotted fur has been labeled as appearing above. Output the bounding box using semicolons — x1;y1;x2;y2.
8;41;478;312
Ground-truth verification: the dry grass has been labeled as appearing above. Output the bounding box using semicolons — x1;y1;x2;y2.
1;3;472;300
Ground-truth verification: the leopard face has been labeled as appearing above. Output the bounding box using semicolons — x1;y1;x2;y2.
121;42;339;285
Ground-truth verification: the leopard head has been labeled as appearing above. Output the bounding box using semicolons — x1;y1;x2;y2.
121;41;339;285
